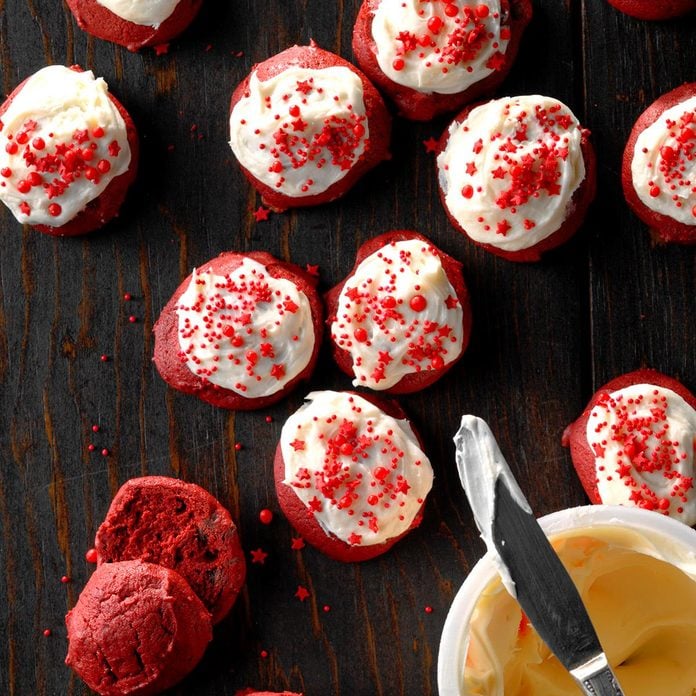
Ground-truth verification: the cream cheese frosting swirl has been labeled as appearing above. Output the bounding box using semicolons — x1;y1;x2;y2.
371;0;510;95
437;95;586;252
331;238;464;390
229;66;369;198
0;66;131;227
176;257;315;399
586;383;696;525
280;391;433;546
631;95;696;225
96;0;181;27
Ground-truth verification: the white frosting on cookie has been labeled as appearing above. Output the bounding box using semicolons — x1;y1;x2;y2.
229;65;369;198
95;0;181;28
176;257;315;399
330;238;464;390
586;383;696;526
280;390;433;547
437;95;586;252
0;66;131;227
371;0;509;95
631;95;696;226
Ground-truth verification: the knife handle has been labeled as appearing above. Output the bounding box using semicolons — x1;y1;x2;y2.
571;654;624;696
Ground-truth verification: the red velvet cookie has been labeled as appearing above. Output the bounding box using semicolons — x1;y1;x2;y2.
65;0;202;51
326;231;472;394
605;0;694;20
275;390;433;562
65;560;212;696
95;476;246;624
621;82;696;245
228;42;391;212
352;0;532;121
437;94;596;261
153;251;323;410
0;65;138;237
235;691;303;696
562;369;696;526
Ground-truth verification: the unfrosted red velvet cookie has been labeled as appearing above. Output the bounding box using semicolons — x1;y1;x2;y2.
562;369;696;526
622;83;696;245
326;231;472;394
65;560;212;696
95;476;246;624
0;65;138;237
437;94;596;261
275;390;433;562
352;0;532;121
228;43;391;212
65;0;202;51
153;251;323;410
605;0;694;20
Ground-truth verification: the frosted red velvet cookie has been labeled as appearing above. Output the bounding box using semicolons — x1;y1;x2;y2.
275;390;433;562
622;83;696;245
95;476;246;624
65;0;202;51
228;43;391;211
65;560;212;696
0;65;137;237
352;0;532;121
326;231;471;393
437;94;596;261
605;0;694;20
562;369;696;526
153;251;323;410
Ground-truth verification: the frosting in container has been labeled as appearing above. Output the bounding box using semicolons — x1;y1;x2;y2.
280;391;433;546
437;95;585;251
630;95;696;226
229;66;369;198
330;238;464;390
95;0;181;27
586;383;696;525
462;525;696;695
176;258;315;399
371;0;509;95
0;66;131;227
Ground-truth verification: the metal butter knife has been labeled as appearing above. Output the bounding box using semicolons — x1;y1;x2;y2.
453;415;624;696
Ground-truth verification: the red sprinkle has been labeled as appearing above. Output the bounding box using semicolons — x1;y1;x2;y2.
91;424;100;433
259;508;273;524
424;606;433;614
87;444;95;452
234;442;243;451
60;576;71;584
265;416;273;423
128;315;137;323
123;293;132;301
409;295;427;312
392;58;405;71
43;629;52;637
47;203;62;217
101;448;109;457
85;548;98;564
100;354;109;362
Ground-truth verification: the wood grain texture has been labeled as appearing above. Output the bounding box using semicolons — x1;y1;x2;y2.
0;0;694;694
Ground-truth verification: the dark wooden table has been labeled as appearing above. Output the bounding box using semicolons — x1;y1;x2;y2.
1;1;694;694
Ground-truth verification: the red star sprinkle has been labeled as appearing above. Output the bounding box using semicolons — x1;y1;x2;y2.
305;264;320;276
291;439;305;451
423;137;439;153
154;43;170;55
445;295;459;309
291;537;306;550
250;548;268;564
254;206;271;222
348;532;362;546
270;363;286;380
295;585;310;602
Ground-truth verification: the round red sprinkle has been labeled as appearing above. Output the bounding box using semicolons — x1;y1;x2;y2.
431;355;445;370
265;416;273;423
409;295;427;312
101;448;109;457
424;605;433;614
43;629;52;637
100;354;109;362
87;444;95;452
0;167;11;177
461;185;474;199
649;186;660;198
92;126;105;138
354;327;368;342
128;315;137;323
123;293;132;301
5;142;18;154
259;509;273;524
16;180;31;194
97;159;111;173
85;548;98;563
234;442;243;451
260;650;269;659
392;58;405;71
323;605;331;613
92;424;99;433
61;575;71;584
48;203;62;217
444;3;459;15
427;16;443;33
475;3;490;17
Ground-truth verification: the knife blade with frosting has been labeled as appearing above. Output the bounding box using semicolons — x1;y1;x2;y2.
453;415;625;696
